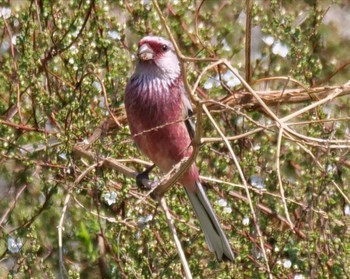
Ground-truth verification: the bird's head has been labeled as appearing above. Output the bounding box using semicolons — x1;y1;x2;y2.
135;36;181;81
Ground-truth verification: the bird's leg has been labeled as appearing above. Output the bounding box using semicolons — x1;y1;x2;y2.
136;164;157;190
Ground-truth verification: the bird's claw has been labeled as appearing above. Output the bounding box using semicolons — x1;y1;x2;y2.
136;165;156;190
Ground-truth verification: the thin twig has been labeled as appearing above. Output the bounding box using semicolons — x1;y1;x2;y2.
276;127;294;230
94;73;121;128
0;184;27;226
160;198;192;279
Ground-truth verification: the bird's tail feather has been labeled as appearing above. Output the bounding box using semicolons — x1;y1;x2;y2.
185;181;235;261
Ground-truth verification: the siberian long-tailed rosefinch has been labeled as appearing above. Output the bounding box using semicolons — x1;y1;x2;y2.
125;36;234;261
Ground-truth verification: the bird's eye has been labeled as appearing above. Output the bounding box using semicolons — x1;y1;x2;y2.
161;44;169;52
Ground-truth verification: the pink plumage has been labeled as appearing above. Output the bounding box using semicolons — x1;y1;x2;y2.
125;36;234;261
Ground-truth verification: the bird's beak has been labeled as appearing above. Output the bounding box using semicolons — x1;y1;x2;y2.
137;44;154;61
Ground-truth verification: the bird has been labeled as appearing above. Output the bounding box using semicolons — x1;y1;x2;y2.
124;35;234;262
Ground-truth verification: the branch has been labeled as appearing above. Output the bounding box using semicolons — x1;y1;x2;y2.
217;83;350;109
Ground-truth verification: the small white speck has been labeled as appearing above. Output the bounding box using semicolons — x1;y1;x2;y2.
8;237;22;254
72;29;80;38
262;35;274;46
103;191;118;205
144;214;153;222
137;214;153;228
344;204;350;215
68;57;74;64
235;116;244;127
237;11;246;27
99;97;105;108
107;30;121;40
222;70;233;82
92;81;102;92
13;18;19;27
221;38;232;52
326;164;336;173
136;230;141;240
0;7;11;19
223;207;232;214
1;41;9;52
222;70;241;87
253;144;261;151
217;198;227;207
255;251;263;259
283;259;292;269
294;274;304;279
45;119;55;132
242;217;250;226
70;45;78;55
59;153;67;160
250;175;265;189
272;41;289;57
140;0;151;4
203;77;220;90
11;35;17;45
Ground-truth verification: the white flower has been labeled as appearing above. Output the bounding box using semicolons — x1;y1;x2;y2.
8;237;22;254
250;175;265;189
222;70;241;88
217;198;227;207
283;259;292;269
11;35;17;45
235;116;244;127
344;204;350;215
262;35;274;46
203;77;220;90
253;144;261;151
107;30;121;40
272;41;289;57
137;214;153;228
103;191;118;205
69;45;78;55
92;81;102;92
242;217;250;226
0;7;11;19
326;164;336;173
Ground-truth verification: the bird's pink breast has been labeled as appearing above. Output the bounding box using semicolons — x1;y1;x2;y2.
125;76;199;189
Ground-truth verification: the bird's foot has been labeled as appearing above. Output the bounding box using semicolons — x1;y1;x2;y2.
136;165;156;190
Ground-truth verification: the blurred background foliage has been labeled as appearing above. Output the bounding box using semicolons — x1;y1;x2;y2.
0;0;349;278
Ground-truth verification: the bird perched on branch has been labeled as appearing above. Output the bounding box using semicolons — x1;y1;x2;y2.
124;36;234;262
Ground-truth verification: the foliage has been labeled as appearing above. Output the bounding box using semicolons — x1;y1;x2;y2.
0;0;349;278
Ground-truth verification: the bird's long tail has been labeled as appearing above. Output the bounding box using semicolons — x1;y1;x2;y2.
184;181;235;261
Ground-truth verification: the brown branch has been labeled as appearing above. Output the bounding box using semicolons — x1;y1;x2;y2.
216;83;350;110
0;119;45;132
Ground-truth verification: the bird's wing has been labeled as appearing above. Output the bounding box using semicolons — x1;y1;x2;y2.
182;91;195;140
